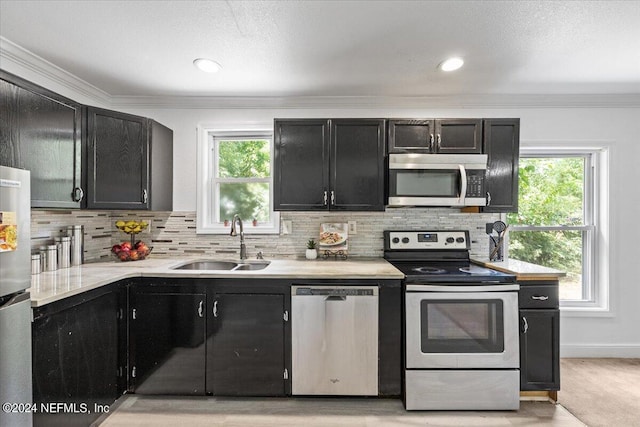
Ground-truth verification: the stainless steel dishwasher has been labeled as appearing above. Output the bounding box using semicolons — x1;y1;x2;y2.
291;285;378;396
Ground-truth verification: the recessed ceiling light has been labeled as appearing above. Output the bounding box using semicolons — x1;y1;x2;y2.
438;57;464;72
193;58;222;73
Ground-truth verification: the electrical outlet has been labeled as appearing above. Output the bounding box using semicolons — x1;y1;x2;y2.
348;221;357;235
282;220;293;235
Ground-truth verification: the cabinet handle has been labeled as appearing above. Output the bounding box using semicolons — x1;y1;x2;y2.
213;300;218;318
198;300;204;318
532;295;549;301
436;133;442;150
323;190;328;206
486;191;492;206
522;316;529;334
330;190;335;205
72;187;84;202
429;134;434;151
142;189;148;204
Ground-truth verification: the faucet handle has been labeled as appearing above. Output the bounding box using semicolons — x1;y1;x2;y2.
256;251;264;259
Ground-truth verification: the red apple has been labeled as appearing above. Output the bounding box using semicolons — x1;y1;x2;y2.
111;244;121;254
129;250;139;261
121;241;132;250
136;242;149;253
118;253;129;261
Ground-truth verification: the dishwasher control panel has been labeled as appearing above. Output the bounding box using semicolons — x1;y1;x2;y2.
294;287;376;296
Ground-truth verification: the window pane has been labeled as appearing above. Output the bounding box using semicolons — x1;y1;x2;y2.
218;182;270;223
507;157;584;226
217;139;270;178
509;230;583;300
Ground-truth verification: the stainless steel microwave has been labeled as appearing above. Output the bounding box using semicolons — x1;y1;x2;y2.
387;153;488;207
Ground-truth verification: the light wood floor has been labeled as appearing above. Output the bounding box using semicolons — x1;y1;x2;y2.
559;358;640;427
97;396;584;426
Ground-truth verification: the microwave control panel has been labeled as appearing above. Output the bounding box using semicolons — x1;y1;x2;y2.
465;170;485;198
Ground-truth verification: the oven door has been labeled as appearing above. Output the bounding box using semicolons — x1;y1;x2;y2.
405;287;519;369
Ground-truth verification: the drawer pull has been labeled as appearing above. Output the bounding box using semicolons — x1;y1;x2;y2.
531;295;549;301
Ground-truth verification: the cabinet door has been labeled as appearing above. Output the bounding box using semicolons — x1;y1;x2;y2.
330;119;385;211
0;74;83;208
388;119;435;153
86;107;149;209
130;290;206;395
274;119;329;210
207;293;286;396
483;119;520;212
520;309;560;391
32;290;119;427
436;119;483;154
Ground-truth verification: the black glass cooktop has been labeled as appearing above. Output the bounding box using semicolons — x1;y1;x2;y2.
391;261;516;284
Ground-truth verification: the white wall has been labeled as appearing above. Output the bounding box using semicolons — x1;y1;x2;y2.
125;105;640;358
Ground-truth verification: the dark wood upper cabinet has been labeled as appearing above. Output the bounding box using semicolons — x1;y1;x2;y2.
0;71;83;208
388;119;482;154
86;107;172;210
274;118;385;211
273;119;329;210
483;118;520;212
331;119;386;211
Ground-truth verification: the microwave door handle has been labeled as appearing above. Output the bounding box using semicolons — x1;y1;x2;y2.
458;164;467;203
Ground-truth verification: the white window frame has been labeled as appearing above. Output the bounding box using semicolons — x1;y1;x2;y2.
196;127;280;234
509;142;610;314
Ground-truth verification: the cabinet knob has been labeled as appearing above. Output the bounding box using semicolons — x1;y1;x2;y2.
436;133;442;150
142;189;148;204
429;134;434;151
72;187;84;202
330;190;335;205
486;191;492;206
213;300;218;317
198;300;204;318
323;191;328;206
522;316;529;334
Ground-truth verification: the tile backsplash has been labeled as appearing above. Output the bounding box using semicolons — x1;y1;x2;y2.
31;209;500;262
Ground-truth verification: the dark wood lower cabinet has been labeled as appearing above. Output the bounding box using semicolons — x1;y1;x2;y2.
519;280;560;391
520;309;560;390
32;285;122;427
129;284;206;395
207;293;286;396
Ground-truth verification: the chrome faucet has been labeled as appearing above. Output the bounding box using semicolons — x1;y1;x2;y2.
230;214;247;260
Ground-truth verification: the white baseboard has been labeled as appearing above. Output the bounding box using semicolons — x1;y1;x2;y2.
561;344;640;358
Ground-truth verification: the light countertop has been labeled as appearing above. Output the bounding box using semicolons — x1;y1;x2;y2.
29;257;404;307
472;258;566;280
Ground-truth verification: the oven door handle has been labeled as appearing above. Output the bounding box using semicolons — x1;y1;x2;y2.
458;164;467;203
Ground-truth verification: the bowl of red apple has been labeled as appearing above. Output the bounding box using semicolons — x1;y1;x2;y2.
111;241;152;261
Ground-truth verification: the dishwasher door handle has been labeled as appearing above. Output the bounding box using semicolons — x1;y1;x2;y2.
325;295;347;301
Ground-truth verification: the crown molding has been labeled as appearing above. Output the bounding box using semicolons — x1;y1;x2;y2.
0;37;110;106
3;37;639;110
109;93;640;110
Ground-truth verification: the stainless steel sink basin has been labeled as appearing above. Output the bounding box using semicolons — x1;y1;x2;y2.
173;260;270;271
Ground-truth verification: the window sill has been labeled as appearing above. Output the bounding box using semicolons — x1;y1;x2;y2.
560;305;613;318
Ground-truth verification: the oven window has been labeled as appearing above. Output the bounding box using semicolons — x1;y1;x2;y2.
391;170;459;197
420;299;504;353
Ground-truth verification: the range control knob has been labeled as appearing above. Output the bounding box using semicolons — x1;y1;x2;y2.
456;237;465;243
392;237;400;244
402;237;410;244
446;237;455;244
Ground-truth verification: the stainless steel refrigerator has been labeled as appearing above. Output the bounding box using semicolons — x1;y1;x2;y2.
0;166;33;427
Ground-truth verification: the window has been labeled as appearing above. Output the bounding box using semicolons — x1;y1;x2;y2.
197;129;279;234
507;145;609;310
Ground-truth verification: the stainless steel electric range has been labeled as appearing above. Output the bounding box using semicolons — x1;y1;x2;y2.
384;230;520;411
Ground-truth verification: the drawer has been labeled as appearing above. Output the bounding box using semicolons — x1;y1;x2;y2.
519;284;559;309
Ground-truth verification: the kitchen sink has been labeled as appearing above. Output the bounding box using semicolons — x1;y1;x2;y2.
173;260;270;271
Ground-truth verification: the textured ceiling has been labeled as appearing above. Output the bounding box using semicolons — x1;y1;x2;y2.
1;0;639;98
